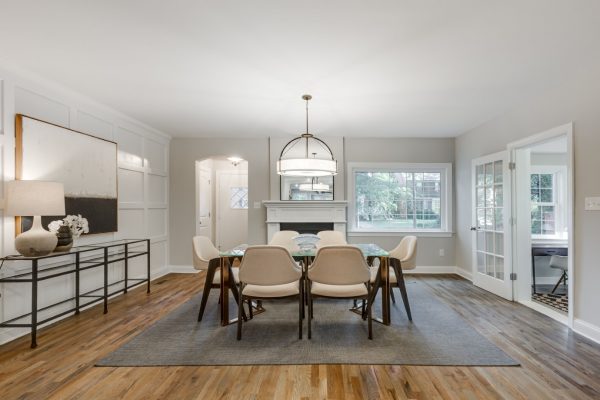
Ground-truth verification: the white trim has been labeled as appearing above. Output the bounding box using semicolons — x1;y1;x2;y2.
346;162;453;234
507;123;574;328
518;300;568;325
403;266;457;274
169;265;199;274
454;267;473;281
573;319;600;345
347;231;453;238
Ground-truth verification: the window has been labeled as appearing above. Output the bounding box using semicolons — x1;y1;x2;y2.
530;173;555;235
230;187;248;209
348;163;452;233
529;166;567;239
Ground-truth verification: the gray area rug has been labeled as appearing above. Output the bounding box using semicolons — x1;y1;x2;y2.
97;280;518;366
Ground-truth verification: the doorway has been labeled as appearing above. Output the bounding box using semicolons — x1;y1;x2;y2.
195;156;248;250
509;125;573;325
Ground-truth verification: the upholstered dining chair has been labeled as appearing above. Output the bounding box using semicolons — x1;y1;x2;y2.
269;230;300;252
369;236;417;321
549;255;568;294
316;230;347;247
193;236;245;322
237;245;303;340
307;245;373;339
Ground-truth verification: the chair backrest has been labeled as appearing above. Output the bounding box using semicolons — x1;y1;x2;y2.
192;236;220;271
388;236;418;270
308;245;370;285
269;230;300;252
238;245;302;285
316;230;347;247
549;255;568;271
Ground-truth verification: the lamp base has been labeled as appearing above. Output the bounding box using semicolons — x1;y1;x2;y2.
15;216;58;257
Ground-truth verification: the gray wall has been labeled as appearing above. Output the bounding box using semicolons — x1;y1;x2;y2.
455;68;600;328
169;138;269;267
171;136;457;268
344;138;456;267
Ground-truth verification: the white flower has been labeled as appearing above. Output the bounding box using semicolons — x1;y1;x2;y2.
58;214;90;237
48;220;64;233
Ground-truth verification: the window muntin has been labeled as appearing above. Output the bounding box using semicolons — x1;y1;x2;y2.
530;173;556;236
230;187;248;209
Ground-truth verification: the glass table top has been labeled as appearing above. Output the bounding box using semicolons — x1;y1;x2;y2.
220;243;389;258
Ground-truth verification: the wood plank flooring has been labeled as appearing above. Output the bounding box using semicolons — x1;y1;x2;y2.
0;273;599;400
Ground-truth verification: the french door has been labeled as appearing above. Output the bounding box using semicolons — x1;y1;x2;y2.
471;151;513;300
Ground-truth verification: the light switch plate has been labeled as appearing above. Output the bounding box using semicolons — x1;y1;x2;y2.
253;201;262;209
585;197;600;211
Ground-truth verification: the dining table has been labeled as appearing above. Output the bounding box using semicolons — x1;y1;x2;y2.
217;243;393;327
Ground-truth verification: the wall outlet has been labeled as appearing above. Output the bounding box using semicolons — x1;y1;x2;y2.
439;248;445;257
585;197;600;211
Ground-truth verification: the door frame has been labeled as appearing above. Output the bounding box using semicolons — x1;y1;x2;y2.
507;123;574;327
215;169;248;250
470;150;513;300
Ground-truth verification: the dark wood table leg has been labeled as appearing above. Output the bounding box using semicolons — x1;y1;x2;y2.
220;257;231;326
381;256;391;325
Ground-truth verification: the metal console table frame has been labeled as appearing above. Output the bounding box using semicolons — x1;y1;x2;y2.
0;239;151;348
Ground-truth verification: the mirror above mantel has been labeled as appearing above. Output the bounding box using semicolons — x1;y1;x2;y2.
280;175;334;201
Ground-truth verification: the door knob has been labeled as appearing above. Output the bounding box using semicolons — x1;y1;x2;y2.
470;226;478;231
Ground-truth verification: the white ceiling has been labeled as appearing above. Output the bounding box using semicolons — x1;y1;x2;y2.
1;1;599;138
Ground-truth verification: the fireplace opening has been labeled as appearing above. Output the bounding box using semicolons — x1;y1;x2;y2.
279;222;334;235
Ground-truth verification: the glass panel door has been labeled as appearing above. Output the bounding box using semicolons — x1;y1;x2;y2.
471;152;513;300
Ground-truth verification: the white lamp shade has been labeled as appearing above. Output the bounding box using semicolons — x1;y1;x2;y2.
277;158;337;177
5;180;65;216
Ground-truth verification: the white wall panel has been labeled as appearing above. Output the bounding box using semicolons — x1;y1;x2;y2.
14;87;70;127
150;240;168;278
75;110;114;141
148;174;167;204
118;168;144;203
117;209;145;238
148;208;167;238
116;126;144;167
145;138;166;174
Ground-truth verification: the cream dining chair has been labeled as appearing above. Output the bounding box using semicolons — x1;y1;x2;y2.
316;230;347;247
369;236;417;321
307;245;373;339
269;230;300;252
193;236;245;322
237;245;303;340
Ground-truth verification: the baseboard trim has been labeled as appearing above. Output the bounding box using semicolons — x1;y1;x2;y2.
518;300;568;325
573;319;600;345
404;266;457;274
454;267;473;281
169;265;199;274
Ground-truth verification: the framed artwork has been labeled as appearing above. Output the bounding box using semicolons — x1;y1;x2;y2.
15;115;118;235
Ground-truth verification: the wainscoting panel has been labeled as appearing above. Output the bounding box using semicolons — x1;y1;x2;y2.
75;110;114;141
118;209;145;238
147;208;167;238
116;126;144;168
145;138;167;174
147;174;167;204
14;86;70;127
118;168;145;203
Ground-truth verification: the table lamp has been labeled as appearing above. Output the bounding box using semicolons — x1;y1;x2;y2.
5;180;66;257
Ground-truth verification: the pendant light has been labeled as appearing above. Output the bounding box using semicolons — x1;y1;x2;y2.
277;95;337;177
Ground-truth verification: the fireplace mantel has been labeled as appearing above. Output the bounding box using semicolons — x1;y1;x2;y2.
263;201;347;242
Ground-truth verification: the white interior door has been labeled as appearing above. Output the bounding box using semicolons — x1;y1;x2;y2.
196;164;212;239
471;151;513;300
216;171;248;250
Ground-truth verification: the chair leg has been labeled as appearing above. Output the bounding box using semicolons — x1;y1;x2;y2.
394;263;412;321
390;288;396;304
237;294;244;340
298;292;303;340
367;296;373;340
551;272;566;294
229;274;247;321
308;286;312;339
248;299;254;319
197;262;218;322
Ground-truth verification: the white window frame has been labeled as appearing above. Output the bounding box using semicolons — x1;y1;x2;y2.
347;162;453;237
530;165;567;240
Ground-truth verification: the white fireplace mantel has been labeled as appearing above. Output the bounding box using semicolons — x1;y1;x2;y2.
263;200;348;242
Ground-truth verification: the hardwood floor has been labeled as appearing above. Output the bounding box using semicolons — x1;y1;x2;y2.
0;273;599;400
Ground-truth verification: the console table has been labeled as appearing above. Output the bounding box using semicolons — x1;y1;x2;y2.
0;239;150;348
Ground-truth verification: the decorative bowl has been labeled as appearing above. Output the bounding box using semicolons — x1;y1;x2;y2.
292;233;320;251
